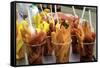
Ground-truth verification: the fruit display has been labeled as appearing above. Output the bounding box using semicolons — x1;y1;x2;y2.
16;3;96;65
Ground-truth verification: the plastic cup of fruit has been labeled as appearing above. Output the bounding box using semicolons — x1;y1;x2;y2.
51;40;71;63
26;40;46;65
79;42;95;62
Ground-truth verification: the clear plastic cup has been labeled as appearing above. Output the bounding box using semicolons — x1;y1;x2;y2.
52;40;71;63
26;40;46;64
79;42;95;62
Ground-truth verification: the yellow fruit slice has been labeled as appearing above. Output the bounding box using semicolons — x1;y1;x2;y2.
36;28;41;33
42;21;49;32
44;9;50;13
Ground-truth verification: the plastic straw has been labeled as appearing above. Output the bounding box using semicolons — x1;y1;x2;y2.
24;45;29;65
50;5;53;17
80;7;86;24
54;5;57;17
55;5;60;28
89;10;94;32
50;5;55;25
72;6;77;16
40;4;44;11
81;7;86;19
27;6;36;34
40;4;46;18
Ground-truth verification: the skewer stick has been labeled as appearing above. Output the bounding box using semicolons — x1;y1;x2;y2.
89;10;94;32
